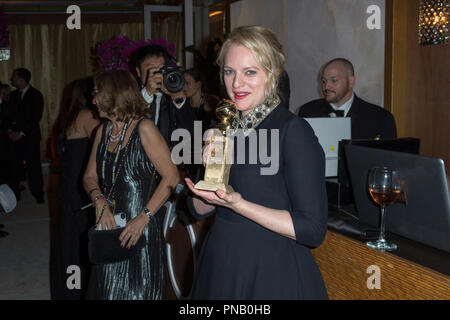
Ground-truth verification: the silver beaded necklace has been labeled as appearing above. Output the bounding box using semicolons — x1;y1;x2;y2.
230;96;280;136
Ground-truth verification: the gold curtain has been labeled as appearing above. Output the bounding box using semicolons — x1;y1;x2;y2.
151;13;184;65
0;23;144;160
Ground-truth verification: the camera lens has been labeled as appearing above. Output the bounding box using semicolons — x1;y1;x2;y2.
163;70;185;93
120;213;126;219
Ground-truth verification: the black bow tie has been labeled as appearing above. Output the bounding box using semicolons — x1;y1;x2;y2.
334;110;345;117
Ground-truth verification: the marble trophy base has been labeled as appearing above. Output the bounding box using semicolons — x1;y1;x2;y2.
194;180;234;194
194;137;234;194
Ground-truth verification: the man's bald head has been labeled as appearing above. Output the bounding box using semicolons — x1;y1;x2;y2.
323;58;354;77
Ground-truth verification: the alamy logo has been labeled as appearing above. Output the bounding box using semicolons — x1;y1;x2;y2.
66;5;81;30
366;5;382;30
366;265;381;289
170;122;280;176
66;265;81;290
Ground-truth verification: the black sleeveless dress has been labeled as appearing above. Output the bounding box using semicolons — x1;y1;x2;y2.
51;137;93;300
87;119;165;300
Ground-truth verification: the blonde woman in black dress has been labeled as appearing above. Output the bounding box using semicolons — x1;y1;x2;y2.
185;26;328;299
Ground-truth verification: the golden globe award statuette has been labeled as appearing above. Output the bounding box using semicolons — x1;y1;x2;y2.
194;100;236;193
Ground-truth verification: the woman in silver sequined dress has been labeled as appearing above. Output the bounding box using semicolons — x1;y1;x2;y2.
83;70;179;300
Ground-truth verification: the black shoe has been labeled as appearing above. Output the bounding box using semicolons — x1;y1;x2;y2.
19;184;26;192
37;198;45;204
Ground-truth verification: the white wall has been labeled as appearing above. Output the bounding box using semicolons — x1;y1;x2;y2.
231;0;386;113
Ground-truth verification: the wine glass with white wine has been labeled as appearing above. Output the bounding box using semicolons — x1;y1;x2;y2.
367;167;401;251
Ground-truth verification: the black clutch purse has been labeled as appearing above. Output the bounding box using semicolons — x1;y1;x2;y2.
88;126;145;265
88;226;146;264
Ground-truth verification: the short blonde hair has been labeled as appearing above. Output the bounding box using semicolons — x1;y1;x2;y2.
94;70;151;122
217;25;285;101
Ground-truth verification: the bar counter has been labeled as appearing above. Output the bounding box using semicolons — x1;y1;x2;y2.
312;208;450;299
164;206;450;300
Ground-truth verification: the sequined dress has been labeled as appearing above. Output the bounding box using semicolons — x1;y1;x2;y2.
87;119;165;300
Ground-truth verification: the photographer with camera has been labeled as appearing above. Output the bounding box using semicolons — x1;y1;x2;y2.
135;45;196;151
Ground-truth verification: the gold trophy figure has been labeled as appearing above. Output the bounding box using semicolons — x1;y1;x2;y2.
194;100;236;193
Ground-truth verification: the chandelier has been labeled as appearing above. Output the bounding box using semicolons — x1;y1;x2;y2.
418;0;449;45
0;7;9;61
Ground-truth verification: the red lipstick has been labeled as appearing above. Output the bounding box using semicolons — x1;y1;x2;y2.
234;92;249;100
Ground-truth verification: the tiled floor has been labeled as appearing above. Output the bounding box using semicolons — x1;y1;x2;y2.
0;174;56;300
0;172;198;300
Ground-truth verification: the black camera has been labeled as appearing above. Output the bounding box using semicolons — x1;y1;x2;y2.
155;65;185;93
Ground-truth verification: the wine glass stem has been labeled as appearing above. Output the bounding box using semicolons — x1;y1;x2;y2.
379;206;386;242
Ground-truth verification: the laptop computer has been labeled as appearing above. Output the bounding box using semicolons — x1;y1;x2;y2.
345;145;450;253
328;138;421;206
304;117;351;177
338;138;421;188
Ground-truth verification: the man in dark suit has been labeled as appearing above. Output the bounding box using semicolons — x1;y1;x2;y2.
298;58;397;139
134;44;196;149
8;68;45;203
299;58;397;206
134;44;198;181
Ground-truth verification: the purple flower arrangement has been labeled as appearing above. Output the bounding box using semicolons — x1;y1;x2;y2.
0;7;9;47
97;34;136;71
97;34;176;71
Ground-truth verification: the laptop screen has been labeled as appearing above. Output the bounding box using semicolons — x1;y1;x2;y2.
338;138;420;187
304;117;351;177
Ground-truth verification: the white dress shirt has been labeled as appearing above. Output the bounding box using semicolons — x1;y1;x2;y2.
140;87;186;125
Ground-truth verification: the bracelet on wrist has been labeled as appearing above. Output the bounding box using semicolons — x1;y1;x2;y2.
143;207;153;219
88;187;100;198
93;193;105;203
